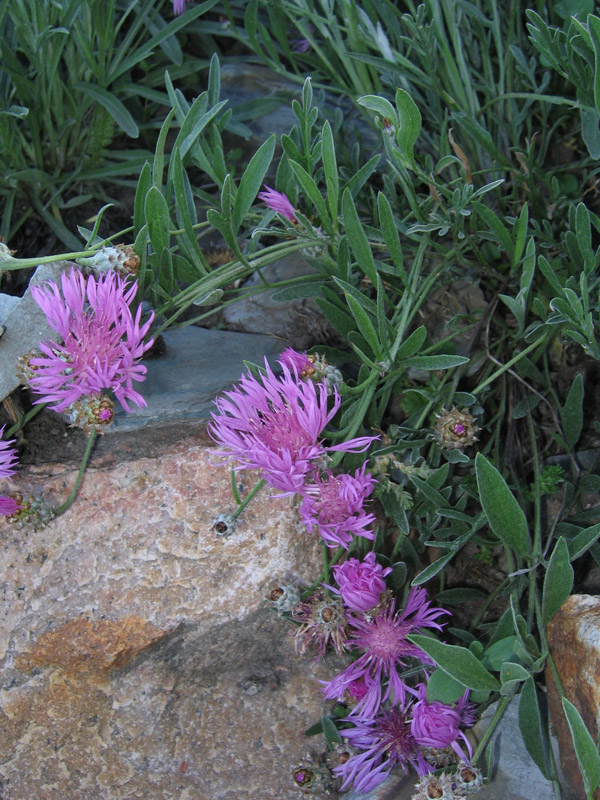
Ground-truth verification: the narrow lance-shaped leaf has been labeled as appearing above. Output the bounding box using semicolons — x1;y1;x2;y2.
561;373;584;450
475;453;531;557
144;186;171;255
342;188;376;285
232;134;276;233
562;697;600;796
542;537;574;625
519;678;551;779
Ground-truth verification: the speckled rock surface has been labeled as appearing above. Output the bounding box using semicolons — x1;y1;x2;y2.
0;439;329;800
546;594;600;800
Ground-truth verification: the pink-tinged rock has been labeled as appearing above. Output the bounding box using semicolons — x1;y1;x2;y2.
546;594;600;800
0;437;330;800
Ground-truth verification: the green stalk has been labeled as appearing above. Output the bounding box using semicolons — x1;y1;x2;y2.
53;429;98;516
230;478;265;522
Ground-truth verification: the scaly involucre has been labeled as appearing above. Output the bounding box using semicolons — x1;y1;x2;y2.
209;360;375;494
29;268;154;413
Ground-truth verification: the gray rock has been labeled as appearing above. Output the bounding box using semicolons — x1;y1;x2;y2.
218;252;327;348
0;293;18;325
472;695;560;800
110;325;286;433
0;262;71;404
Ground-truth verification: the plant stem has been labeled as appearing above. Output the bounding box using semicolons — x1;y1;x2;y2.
53;429;98;516
230;478;265;521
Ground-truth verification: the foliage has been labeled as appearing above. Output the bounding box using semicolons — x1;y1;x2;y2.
2;0;600;796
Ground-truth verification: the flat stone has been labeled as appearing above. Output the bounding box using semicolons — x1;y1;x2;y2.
109;325;286;433
0;439;328;799
0;262;71;404
546;594;600;800
219;253;327;349
0;294;18;326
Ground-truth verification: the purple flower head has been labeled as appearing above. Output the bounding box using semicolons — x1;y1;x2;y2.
291;23;315;52
410;683;473;763
173;0;190;14
0;495;21;517
0;426;18;480
257;186;297;222
322;588;449;719
278;347;315;378
29;268;154;414
299;464;377;549
332;551;392;611
209;360;376;495
333;707;431;793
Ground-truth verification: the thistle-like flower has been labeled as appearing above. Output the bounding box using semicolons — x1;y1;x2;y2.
0;426;18;480
209;360;376;494
331;551;392;612
410;683;473;764
28;268;154;414
299;465;377;549
257;186;298;222
322;589;449;719
173;0;190;14
333;707;431;793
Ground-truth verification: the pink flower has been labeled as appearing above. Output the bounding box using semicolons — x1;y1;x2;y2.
209;360;376;494
299;465;377;549
333;707;431;792
410;683;473;762
322;588;449;719
257;186;297;222
278;347;315;377
29;268;154;414
0;426;18;480
332;551;391;611
0;495;21;517
173;0;190;13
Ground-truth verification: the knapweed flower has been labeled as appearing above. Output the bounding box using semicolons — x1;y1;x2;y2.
291;24;314;53
278;348;316;378
279;348;343;394
266;582;301;615
292;590;349;658
322;588;449;719
434;407;479;451
0;495;22;517
0;426;18;480
173;0;190;14
299;464;377;549
410;684;473;763
333;707;431;793
28;268;154;414
332;551;392;611
209;360;376;494
257;186;297;222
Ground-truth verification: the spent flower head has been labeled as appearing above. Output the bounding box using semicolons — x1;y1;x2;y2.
209;360;376;494
292;590;349;659
322;588;449;719
299;464;377;549
332;551;392;611
28;268;154;414
257;186;297;222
